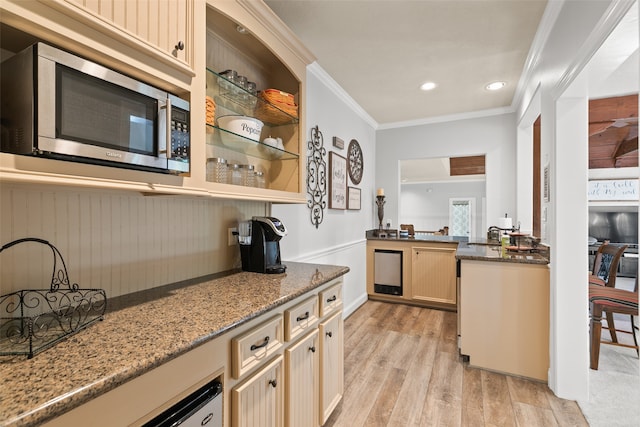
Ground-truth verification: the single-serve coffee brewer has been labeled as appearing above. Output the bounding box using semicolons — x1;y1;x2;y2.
238;216;287;274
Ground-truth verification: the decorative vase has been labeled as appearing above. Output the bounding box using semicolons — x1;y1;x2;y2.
376;195;385;230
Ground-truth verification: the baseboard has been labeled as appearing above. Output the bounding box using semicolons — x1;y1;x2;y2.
343;293;368;318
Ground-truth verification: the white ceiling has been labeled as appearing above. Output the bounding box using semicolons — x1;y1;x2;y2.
265;0;549;126
266;1;639;183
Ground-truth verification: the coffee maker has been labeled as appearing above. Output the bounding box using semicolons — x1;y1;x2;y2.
239;216;287;274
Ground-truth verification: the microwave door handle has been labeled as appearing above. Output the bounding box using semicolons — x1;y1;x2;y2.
159;98;172;159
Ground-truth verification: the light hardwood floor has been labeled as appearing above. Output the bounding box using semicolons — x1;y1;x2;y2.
324;300;589;427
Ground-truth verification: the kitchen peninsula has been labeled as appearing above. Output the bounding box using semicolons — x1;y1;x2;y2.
366;230;550;381
0;262;349;427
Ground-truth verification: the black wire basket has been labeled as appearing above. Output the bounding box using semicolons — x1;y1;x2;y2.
0;238;107;359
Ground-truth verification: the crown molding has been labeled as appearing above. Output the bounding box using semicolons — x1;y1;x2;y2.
377;106;515;130
552;0;637;99
307;62;379;129
238;0;316;66
511;0;565;112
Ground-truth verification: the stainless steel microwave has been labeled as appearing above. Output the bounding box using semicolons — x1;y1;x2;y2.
0;43;190;174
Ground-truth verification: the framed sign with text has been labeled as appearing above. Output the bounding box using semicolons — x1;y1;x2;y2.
347;187;361;210
329;152;347;209
588;179;639;201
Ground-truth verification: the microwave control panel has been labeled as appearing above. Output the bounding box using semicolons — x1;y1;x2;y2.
170;108;190;162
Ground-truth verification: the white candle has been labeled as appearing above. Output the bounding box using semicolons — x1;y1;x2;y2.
377;188;384;196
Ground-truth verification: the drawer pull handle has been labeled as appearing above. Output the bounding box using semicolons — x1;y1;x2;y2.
309;346;316;353
296;311;310;322
201;413;214;425
269;379;277;388
326;295;337;303
251;336;270;351
326;331;333;338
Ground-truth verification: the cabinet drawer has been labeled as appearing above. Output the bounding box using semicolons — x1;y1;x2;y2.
319;281;342;318
284;296;319;342
232;315;283;379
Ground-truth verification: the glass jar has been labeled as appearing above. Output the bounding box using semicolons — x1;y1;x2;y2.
246;81;257;108
229;163;242;186
206;157;227;183
218;69;237;93
239;164;255;187
255;171;266;189
236;75;248;103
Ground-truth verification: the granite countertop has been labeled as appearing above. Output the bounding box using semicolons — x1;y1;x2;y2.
365;229;467;244
455;241;550;265
0;262;349;427
366;230;549;265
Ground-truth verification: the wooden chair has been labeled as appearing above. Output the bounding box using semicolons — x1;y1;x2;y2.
589;281;638;369
589;243;628;343
400;224;415;236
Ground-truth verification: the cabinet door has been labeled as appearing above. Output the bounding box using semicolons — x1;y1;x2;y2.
411;246;457;305
285;330;319;427
231;355;283;427
319;311;343;425
53;0;192;68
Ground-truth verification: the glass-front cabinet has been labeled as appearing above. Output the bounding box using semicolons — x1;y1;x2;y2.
0;0;311;203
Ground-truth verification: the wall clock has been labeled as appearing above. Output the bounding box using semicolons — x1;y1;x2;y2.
347;139;363;185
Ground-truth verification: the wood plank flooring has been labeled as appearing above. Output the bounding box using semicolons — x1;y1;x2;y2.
324;301;588;427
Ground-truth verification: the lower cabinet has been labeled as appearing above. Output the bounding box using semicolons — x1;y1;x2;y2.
35;277;345;427
231;277;344;427
411;245;457;305
366;239;457;310
319;311;344;425
231;355;284;427
459;260;549;381
285;329;319;427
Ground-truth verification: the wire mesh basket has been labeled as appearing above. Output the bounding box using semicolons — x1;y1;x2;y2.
0;238;107;359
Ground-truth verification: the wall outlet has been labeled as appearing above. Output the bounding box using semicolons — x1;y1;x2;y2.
228;227;238;246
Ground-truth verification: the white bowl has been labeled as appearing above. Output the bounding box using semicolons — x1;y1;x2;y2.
216;115;264;142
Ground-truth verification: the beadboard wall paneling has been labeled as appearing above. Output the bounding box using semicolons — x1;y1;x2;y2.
205;27;270;91
0;184;267;298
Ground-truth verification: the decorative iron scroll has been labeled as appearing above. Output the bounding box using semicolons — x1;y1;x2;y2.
0;238;107;358
307;125;327;228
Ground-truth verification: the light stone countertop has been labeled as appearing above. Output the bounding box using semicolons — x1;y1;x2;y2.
0;262;349;427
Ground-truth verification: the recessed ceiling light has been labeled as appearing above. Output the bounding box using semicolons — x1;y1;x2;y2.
486;81;506;91
236;25;248;34
420;82;437;91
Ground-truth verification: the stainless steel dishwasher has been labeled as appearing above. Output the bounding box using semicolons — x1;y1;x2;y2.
142;379;222;427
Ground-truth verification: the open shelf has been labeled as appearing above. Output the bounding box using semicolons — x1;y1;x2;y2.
206;68;298;127
205;125;298;161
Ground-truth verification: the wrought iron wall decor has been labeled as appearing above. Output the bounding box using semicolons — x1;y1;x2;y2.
0;238;107;358
307;125;327;228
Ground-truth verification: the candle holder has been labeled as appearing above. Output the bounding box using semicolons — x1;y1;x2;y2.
376;195;386;230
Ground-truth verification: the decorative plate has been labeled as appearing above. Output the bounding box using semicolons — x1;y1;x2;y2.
347;139;363;185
